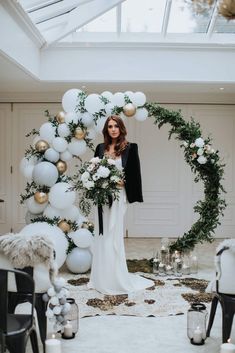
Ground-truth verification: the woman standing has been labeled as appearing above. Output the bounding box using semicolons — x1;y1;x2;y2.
88;115;153;294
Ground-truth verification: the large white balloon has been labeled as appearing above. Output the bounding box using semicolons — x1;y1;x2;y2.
49;182;76;210
86;129;97;140
71;228;93;248
39;123;56;143
65;112;78;125
66;248;92;273
62;89;81;113
43;205;61;219
112;92;125;107
104;103;115;116
94;116;107;134
80;112;94;127
84;94;104;114
68;139;87;156
26;196;48;214
57;123;70;138
20;156;37;173
124;91;135;103
101;91;113;102
52;137;68;153
135;108;148;121
32;162;58;187
60;150;73;162
60;205;81;222
20;222;68;268
44;148;60;163
132;92;146;106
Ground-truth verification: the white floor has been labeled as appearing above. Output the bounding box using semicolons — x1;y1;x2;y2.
28;238;235;353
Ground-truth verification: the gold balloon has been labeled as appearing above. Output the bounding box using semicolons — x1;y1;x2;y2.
56;111;65;124
58;220;71;233
56;160;67;174
35;140;49;153
123;103;136;117
75;127;86;140
82;221;94;230
34;191;48;204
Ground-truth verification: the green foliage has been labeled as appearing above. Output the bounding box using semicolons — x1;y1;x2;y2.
145;102;227;253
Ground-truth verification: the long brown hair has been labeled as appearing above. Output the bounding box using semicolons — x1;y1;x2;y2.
102;115;128;156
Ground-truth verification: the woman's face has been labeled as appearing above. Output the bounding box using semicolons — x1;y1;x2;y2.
107;119;120;140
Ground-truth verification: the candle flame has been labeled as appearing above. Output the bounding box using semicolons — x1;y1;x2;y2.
228;338;231;343
52;334;55;339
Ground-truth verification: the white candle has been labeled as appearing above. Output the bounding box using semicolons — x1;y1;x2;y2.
64;321;73;338
220;342;235;353
192;326;203;344
45;335;62;353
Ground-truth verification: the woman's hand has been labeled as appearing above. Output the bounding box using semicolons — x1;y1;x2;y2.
117;179;125;188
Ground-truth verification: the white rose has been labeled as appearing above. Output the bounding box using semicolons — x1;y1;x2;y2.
111;175;120;182
197;156;207;164
197;148;204;156
102;181;109;188
84;180;95;189
81;171;90;182
90;157;100;164
87;164;95;172
183;141;188;147
195;137;205;148
92;173;100;181
97;166;110;178
190;143;195;148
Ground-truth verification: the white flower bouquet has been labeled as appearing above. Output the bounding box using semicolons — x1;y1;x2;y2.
75;156;125;216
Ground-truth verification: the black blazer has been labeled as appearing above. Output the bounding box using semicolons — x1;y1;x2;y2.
94;143;143;203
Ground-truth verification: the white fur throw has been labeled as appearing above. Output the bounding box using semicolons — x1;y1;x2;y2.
0;233;58;282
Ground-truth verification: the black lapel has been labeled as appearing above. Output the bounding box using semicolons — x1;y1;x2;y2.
99;143;105;158
122;143;130;168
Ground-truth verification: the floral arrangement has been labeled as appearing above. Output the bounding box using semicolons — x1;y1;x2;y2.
73;156;125;216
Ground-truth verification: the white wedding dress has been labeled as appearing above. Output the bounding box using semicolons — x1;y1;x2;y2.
88;158;153;295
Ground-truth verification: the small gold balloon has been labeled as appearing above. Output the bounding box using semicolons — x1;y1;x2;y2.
56;111;65;124
34;191;48;204
56;160;67;174
58;220;71;233
35;140;49;153
75;127;86;140
123;103;137;117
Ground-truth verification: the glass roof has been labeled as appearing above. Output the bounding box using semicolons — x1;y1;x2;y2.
18;0;235;46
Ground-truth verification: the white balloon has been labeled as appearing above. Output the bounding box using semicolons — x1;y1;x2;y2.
22;165;34;180
124;91;135;103
33;135;41;145
43;205;61;219
104;103;115;116
112;92;125;107
57;123;70;138
32;162;58;187
80;112;94;127
62;89;81;113
49;182;76;210
65;112;79;125
60;206;81;222
66;248;92;273
132;92;146;106
68;139;87;156
60;150;73;162
84;94;104;114
75;214;88;227
25;211;43;224
39;123;56;143
20;157;37;174
86;128;97;140
44;148;60;163
94;116;107;134
101;91;113;102
26;196;48;214
71;228;93;248
135;108;148;121
52;137;68;153
20;222;68;268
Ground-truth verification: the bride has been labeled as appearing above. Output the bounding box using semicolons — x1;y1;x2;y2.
88;115;153;295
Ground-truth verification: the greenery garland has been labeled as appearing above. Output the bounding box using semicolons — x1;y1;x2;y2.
145;102;226;252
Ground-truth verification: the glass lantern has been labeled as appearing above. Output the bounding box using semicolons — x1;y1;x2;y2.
187;303;208;345
61;298;79;339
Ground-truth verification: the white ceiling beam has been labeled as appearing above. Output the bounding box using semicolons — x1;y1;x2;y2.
2;0;46;46
161;0;172;37
116;3;121;36
43;0;126;47
29;0;93;24
37;12;69;32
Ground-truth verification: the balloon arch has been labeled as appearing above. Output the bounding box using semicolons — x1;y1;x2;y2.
20;89;226;272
